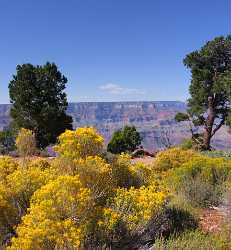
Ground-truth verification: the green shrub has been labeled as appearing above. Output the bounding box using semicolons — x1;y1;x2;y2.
107;125;142;154
169;156;231;207
180;176;223;207
168;193;200;218
202;150;231;159
173;156;231;186
111;154;137;188
154;230;224;250
0;130;15;155
100;150;117;164
180;138;194;150
149;207;198;239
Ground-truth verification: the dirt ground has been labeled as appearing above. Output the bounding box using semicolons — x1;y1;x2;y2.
131;156;155;165
199;192;231;233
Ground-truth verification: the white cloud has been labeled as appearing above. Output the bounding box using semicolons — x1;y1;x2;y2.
99;83;123;94
99;83;145;95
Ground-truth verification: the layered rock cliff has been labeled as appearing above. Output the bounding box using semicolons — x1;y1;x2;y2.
1;101;231;151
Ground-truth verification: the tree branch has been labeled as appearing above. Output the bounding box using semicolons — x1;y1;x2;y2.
211;118;225;137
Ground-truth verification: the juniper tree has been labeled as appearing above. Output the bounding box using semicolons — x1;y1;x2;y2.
9;62;73;148
177;35;231;150
107;125;142;154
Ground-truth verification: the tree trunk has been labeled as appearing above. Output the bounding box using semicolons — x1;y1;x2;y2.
203;129;212;150
203;96;215;150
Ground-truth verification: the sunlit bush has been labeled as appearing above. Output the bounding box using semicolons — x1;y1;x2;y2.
54;127;104;159
169;156;231;207
103;183;167;231
27;158;51;170
8;176;93;250
154;148;198;172
7;163;56;216
172;156;231;187
0;158;55;246
0;156;18;182
74;156;114;204
0;182;18;246
53;156;113;205
3;142;231;248
0;157;19;244
129;162;153;186
110;153;136;188
16;128;36;157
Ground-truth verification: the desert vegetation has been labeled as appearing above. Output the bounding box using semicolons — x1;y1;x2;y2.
2;35;231;249
175;35;231;151
1;131;231;249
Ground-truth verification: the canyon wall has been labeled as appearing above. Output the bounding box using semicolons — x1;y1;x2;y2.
1;101;231;151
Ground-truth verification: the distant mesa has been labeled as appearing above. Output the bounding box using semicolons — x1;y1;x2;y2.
1;101;231;150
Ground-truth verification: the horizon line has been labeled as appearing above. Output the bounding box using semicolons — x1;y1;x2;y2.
0;100;186;105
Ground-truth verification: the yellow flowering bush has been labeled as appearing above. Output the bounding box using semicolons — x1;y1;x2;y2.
105;183;167;230
98;208;121;231
171;156;231;188
0;158;56;244
0;156;18;182
27;158;51;170
74;156;113;203
129;162;153;186
111;153;137;188
16;128;37;157
8;176;93;250
7;164;56;216
4;137;231;248
54;127;104;159
0;182;18;244
53;156;114;204
0;157;19;240
154;147;198;172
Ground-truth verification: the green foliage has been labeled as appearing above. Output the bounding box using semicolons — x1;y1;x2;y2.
180;136;203;151
2;140;231;248
202;150;231;159
175;112;190;122
181;176;223;207
111;154;136;188
107;125;142;154
185;35;231;117
183;35;231;150
154;230;225;250
169;156;231;207
180;138;194;150
9;62;73;148
0;130;15;155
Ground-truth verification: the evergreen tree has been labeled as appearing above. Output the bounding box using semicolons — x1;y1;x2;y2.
9;62;73;148
0;129;15;155
107;125;142;154
177;35;231;150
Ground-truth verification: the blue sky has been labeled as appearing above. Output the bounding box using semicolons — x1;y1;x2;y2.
1;0;231;103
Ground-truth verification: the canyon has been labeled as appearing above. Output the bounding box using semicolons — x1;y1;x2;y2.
1;101;231;151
